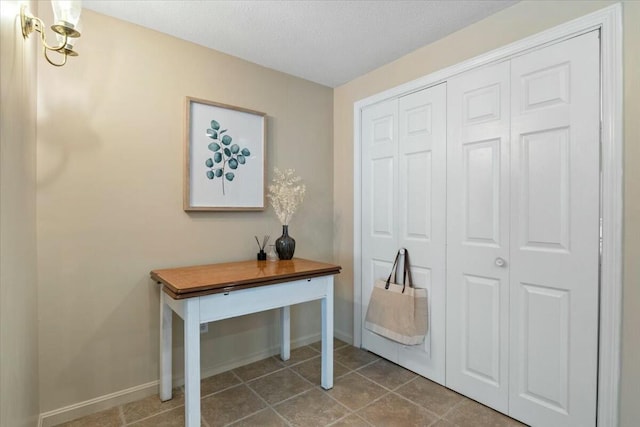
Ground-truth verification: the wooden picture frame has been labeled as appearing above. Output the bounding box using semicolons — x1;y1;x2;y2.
184;97;266;211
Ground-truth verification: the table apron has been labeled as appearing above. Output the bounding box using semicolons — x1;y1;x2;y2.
200;276;331;323
163;276;332;323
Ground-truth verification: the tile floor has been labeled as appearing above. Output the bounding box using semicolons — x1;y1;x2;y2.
56;340;527;427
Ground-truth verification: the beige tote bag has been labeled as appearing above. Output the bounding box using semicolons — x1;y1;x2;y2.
364;249;428;345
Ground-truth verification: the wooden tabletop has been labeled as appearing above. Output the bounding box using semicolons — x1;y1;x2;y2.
151;258;341;299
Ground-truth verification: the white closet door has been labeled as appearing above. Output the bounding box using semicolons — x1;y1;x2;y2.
397;84;447;384
446;61;511;412
361;100;399;363
508;31;600;427
361;85;447;380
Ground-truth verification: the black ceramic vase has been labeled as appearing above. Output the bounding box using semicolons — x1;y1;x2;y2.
275;225;295;260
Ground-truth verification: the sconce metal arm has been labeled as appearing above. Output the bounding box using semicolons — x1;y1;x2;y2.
20;5;76;67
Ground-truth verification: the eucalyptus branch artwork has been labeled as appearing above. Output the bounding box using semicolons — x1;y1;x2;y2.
184;97;266;212
204;120;252;195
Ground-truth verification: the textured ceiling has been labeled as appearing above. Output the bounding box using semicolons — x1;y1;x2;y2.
83;0;518;88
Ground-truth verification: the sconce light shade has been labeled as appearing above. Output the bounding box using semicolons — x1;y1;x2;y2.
20;0;82;67
51;1;82;37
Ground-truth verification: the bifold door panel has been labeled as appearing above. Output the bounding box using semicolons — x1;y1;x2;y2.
361;84;447;384
507;31;600;427
446;60;511;413
362;100;399;363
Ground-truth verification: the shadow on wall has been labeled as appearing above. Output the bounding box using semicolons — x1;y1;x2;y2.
3;12;23;105
36;29;124;188
37;103;102;187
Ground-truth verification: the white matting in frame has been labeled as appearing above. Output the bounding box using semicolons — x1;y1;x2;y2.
184;97;266;211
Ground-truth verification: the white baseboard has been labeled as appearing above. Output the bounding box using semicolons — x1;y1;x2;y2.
38;380;158;427
38;332;340;427
334;328;353;345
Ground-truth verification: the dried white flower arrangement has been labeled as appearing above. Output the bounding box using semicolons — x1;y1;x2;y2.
267;168;306;225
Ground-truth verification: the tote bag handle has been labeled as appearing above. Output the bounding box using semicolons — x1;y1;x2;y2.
384;248;414;293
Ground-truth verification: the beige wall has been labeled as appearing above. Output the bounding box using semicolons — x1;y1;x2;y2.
0;1;40;426
37;9;334;412
620;2;640;426
19;0;640;422
333;1;639;425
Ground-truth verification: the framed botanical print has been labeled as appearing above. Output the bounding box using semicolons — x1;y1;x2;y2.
184;97;266;211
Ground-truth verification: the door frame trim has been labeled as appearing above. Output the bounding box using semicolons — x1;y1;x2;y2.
352;5;622;426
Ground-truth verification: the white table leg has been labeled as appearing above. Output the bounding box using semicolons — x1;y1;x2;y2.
184;298;201;427
280;306;290;361
321;280;334;390
159;291;172;401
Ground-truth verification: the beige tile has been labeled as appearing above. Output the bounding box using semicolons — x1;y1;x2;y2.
55;407;121;427
200;384;266;427
290;356;351;385
334;346;379;370
329;413;371;427
431;419;458;427
229;408;288;427
274;388;349;427
248;368;313;405
280;345;322;366
310;337;350;352
358;393;438;427
396;377;463;416
200;370;241;397
327;373;387;410
127;406;193;427
445;399;527;427
232;356;284;381
357;358;417;390
122;387;184;424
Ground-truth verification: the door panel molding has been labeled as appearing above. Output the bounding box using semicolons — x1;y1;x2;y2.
462;138;502;246
518;127;571;253
517;283;570;413
462;274;502;386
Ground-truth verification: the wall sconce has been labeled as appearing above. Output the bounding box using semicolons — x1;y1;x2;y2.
21;1;82;67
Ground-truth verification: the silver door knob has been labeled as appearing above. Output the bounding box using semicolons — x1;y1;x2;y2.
495;257;507;267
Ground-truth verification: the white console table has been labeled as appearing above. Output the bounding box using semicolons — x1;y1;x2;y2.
150;258;341;427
